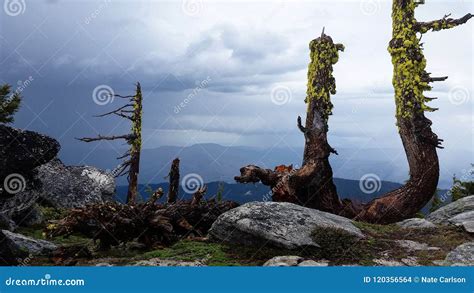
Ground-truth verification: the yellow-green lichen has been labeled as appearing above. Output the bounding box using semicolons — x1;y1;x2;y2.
388;0;432;120
305;34;344;123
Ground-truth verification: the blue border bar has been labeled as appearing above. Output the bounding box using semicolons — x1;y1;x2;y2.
0;266;473;292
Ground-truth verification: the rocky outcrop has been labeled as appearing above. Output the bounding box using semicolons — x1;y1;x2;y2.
262;256;328;267
426;195;474;223
1;230;57;254
0;125;60;230
443;242;474;266
36;159;115;208
209;202;364;250
0;230;57;265
0;125;60;182
426;195;474;231
396;218;436;229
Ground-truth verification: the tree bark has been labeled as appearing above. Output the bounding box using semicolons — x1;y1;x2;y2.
126;83;143;204
236;31;347;214
167;158;180;204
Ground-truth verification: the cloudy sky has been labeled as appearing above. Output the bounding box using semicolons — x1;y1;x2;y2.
1;0;473;182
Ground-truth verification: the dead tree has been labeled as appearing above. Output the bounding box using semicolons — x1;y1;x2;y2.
78;83;143;204
236;1;472;224
167;158;180;203
236;30;349;215
355;0;472;223
191;185;207;206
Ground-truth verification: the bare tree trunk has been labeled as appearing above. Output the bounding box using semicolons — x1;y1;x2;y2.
353;0;472;223
126;83;143;204
167;158;180;204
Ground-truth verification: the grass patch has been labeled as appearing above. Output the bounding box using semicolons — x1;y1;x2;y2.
140;240;298;266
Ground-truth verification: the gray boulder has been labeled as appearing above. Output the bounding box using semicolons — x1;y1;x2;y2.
396;218;436;229
444;242;474;266
426;195;474;224
36;159;115;209
209;201;364;250
0;230;57;265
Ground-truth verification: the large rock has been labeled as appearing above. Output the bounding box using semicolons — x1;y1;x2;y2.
0;125;60;180
36;159;115;209
0;230;28;265
0;230;57;265
0;125;60;229
209;201;364;250
426;195;474;224
444;242;474;266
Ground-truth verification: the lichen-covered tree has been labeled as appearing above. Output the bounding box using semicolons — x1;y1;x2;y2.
236;30;351;215
78;83;143;204
355;0;472;223
236;1;472;223
0;84;21;124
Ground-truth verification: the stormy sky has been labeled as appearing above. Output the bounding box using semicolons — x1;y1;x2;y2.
0;0;472;182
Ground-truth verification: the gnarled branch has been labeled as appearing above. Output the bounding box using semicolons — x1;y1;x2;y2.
415;13;473;33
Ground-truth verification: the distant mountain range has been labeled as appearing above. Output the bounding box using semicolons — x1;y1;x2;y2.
115;179;447;213
115;178;402;204
60;143;467;189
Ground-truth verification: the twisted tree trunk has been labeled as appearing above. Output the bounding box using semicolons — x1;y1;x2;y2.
354;0;471;223
236;31;351;215
236;1;472;223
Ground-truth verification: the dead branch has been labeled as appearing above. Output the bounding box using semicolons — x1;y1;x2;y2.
76;134;135;143
415;13;473;33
